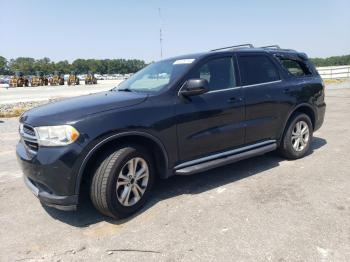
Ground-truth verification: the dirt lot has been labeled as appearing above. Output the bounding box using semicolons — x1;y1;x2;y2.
0;80;122;104
0;88;349;261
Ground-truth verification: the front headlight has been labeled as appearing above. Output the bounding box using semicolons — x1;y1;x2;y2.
34;125;80;146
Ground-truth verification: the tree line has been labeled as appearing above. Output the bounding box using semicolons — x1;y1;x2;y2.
310;55;350;67
0;56;147;75
1;54;350;75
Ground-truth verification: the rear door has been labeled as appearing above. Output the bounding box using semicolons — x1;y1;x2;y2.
176;55;245;162
271;54;321;133
237;53;284;144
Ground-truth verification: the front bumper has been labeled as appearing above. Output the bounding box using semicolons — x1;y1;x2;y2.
16;140;81;211
23;176;78;211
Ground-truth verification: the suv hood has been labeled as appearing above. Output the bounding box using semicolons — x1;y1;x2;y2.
21;91;148;126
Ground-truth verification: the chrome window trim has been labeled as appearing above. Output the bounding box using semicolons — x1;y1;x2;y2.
242;80;282;88
182;80;283;96
206;85;241;94
175;140;276;170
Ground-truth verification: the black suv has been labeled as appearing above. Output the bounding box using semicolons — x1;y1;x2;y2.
17;44;326;219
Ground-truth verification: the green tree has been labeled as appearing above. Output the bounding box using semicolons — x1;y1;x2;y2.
0;56;8;74
34;57;54;74
54;60;71;74
9;57;36;75
72;59;89;74
85;59;101;73
311;55;350;67
4;56;147;75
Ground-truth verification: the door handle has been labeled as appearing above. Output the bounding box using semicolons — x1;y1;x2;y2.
283;88;290;93
227;97;242;103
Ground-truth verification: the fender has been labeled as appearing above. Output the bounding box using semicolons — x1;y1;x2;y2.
277;103;316;144
74;131;169;194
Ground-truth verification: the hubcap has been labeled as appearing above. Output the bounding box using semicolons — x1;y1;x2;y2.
116;157;149;207
291;120;309;152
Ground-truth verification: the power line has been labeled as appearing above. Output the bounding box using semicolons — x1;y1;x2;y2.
158;8;163;59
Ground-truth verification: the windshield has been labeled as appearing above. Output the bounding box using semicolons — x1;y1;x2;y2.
115;58;195;93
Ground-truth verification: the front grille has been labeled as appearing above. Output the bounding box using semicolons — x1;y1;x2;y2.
23;125;36;136
25;140;39;151
20;124;39;154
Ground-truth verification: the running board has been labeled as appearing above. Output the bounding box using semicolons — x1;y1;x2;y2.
175;143;277;175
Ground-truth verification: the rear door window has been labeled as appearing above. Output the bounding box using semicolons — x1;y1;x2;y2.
238;55;280;86
278;58;312;77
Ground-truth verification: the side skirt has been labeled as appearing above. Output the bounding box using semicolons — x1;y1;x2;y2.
175;142;277;175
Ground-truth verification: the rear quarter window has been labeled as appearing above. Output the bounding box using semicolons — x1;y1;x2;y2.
278;58;312;77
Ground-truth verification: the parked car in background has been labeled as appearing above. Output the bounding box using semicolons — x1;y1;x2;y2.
0;76;9;84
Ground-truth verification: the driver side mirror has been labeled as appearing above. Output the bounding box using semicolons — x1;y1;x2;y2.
180;79;209;96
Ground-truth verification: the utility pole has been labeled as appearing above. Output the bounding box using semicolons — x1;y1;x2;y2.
159;8;163;59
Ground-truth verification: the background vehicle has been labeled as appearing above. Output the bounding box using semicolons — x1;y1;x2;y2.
85;72;97;85
17;44;325;219
49;71;64;85
9;71;29;87
0;76;10;84
67;71;80;85
30;71;49;87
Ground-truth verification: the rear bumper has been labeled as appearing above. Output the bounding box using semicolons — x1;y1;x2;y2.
314;102;326;131
24;176;78;211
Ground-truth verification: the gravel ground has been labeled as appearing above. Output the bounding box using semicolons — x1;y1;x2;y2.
326;79;350;89
0;99;63;117
0;80;122;117
0;88;349;261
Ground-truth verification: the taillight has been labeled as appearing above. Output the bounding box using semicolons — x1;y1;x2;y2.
320;79;326;98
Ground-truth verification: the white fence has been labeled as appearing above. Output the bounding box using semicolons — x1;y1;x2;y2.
317;65;350;79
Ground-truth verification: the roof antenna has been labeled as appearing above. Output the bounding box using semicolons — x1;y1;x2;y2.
158;8;163;59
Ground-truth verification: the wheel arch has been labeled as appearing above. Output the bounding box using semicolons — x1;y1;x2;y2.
74;131;169;195
278;103;316;143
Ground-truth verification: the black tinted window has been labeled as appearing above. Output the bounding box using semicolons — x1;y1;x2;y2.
279;58;312;77
190;57;236;91
238;55;280;85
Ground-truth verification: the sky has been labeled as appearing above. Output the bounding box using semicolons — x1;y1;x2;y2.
1;0;349;62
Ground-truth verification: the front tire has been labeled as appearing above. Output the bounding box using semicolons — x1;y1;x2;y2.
90;146;155;219
279;113;313;159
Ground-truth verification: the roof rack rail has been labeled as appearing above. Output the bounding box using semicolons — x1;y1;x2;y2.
211;44;254;52
260;45;281;49
260;45;296;52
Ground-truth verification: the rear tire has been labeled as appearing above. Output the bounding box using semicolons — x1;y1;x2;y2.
279;113;313;159
90;145;155;219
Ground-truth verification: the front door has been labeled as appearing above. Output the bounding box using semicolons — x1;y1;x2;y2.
175;56;245;163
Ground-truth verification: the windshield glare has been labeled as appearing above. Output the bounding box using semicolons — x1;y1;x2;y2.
116;58;195;93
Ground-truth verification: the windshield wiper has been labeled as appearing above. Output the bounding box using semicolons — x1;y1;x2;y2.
117;87;133;92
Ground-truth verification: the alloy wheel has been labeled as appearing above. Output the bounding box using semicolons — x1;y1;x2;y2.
291;120;310;152
116;157;149;207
